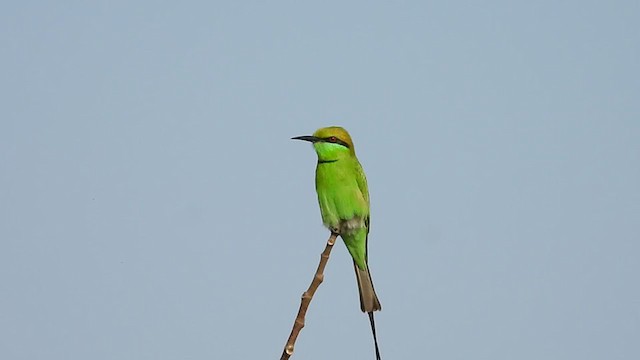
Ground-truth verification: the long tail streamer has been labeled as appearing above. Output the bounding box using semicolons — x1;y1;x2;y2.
368;312;381;360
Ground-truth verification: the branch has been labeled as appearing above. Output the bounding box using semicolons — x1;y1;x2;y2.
280;232;338;360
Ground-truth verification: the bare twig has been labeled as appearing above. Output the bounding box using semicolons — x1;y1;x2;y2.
280;232;338;360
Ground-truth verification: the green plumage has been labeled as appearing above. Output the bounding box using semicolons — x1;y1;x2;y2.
293;126;381;313
315;149;369;270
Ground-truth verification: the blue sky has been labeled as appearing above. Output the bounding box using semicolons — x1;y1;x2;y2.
1;1;639;359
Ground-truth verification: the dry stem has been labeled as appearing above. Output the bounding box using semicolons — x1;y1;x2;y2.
280;232;338;360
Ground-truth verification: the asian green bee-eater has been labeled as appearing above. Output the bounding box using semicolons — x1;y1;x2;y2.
292;126;381;359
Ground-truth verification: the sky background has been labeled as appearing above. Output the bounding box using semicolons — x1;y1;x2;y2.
1;1;639;359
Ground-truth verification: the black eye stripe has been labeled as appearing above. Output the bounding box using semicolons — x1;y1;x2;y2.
321;136;350;148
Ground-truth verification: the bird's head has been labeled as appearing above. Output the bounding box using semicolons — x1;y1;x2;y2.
292;126;355;162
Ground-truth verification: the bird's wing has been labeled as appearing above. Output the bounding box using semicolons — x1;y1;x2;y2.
355;161;370;208
355;161;371;263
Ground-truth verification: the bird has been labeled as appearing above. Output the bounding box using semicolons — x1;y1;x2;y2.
292;126;381;359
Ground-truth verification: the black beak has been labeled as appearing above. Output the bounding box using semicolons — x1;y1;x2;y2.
291;135;320;143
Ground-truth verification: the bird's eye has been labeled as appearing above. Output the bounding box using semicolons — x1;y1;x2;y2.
329;136;337;142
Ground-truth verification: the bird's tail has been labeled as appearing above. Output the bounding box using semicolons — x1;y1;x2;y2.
368;311;381;360
354;263;382;359
353;262;381;312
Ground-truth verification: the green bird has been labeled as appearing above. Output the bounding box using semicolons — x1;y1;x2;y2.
292;126;381;359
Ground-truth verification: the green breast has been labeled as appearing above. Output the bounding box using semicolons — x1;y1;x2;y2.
315;158;369;228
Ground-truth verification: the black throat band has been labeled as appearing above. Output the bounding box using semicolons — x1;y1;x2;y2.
318;159;338;164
